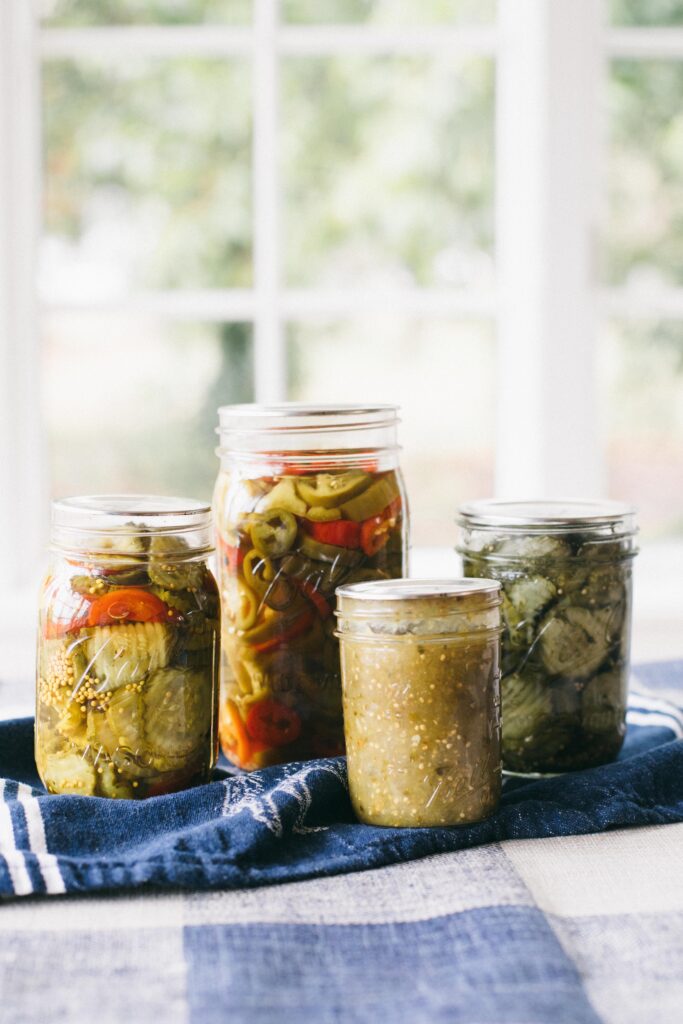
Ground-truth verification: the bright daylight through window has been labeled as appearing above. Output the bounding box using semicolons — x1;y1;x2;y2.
0;0;681;615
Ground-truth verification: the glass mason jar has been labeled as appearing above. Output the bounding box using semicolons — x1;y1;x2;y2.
457;500;638;775
213;404;408;769
335;579;502;828
36;496;219;798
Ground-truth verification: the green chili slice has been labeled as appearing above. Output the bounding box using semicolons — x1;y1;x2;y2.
340;475;400;522
257;478;308;516
242;548;276;595
296;470;371;509
235;582;259;630
249;508;298;558
305;506;343;522
299;534;364;567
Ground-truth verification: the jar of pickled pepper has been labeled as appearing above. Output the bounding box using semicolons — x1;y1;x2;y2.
213;404;408;769
36;496;219;798
457;499;638;775
336;579;503;828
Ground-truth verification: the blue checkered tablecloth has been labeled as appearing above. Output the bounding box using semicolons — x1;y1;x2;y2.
0;661;682;1023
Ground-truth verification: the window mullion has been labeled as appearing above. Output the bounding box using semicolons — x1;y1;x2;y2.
0;0;46;588
495;0;604;498
252;0;285;403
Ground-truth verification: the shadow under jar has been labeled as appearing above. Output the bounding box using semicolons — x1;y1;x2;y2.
457;499;638;775
336;579;502;828
36;496;219;798
213;404;408;770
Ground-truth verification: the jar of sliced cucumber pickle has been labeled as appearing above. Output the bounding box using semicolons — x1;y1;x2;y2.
213;404;408;769
457;500;638;775
36;496;219;798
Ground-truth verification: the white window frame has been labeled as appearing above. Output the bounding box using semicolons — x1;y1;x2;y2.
2;0;683;591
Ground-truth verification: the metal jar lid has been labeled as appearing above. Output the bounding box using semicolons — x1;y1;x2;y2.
457;499;637;535
335;578;502;640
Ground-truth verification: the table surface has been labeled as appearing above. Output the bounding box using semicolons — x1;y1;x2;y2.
1;661;682;1024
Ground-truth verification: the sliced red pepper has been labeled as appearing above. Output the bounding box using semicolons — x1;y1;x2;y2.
44;609;90;640
221;699;253;767
246;699;302;747
296;577;333;620
86;588;171;627
262;455;379;476
359;496;402;557
250;608;315;653
304;519;361;549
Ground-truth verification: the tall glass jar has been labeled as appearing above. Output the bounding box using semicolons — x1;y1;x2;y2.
457;500;638;775
336;579;502;828
36;496;219;798
213;404;408;769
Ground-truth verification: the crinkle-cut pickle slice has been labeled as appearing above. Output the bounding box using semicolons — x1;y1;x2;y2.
148;533;206;591
538;605;613;679
43;751;96;796
503;575;557;648
144;666;212;761
493;535;572;560
500;671;553;745
83;621;173;691
56;700;88;750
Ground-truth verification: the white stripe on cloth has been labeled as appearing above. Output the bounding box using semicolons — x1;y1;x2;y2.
0;780;33;896
628;689;683;730
16;784;66;895
626;710;683;739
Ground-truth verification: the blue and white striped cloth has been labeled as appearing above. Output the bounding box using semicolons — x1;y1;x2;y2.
0;662;682;1023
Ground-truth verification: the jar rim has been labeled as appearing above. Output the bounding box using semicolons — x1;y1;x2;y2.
53;494;211;522
457;498;637;531
217;403;401;456
218;403;399;429
51;494;213;556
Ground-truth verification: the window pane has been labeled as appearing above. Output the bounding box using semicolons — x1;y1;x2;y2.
610;0;683;25
39;0;252;25
600;320;683;539
606;60;683;289
43;316;252;498
282;57;494;288
282;0;496;24
287;318;495;546
42;59;251;298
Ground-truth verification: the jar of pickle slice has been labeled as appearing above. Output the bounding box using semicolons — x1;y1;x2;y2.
457;499;638;775
336;579;502;828
213;404;408;769
36;496;219;798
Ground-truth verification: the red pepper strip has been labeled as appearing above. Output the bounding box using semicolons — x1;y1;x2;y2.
359;496;402;557
261;456;379;476
86;588;171;627
250;608;315;654
221;699;253;767
304;519;361;549
296;577;333;620
44;610;91;640
246;699;302;747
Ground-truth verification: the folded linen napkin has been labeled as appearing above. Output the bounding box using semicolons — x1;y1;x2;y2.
1;661;681;899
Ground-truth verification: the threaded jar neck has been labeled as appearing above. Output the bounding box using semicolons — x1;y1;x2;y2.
50;495;213;561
